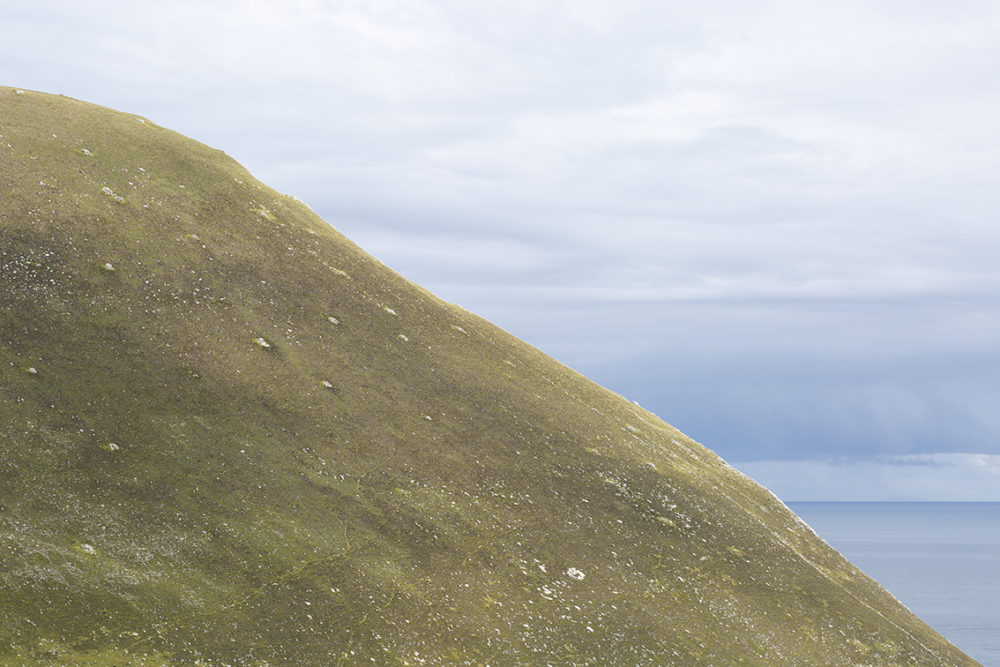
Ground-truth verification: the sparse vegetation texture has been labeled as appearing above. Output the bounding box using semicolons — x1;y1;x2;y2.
0;88;976;665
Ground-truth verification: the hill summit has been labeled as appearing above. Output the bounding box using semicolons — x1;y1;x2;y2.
0;87;975;665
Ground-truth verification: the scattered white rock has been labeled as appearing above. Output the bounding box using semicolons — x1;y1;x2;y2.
254;337;272;349
321;380;333;389
328;316;340;325
397;334;409;342
26;367;37;375
108;443;120;451
102;263;114;272
567;567;585;580
80;544;96;555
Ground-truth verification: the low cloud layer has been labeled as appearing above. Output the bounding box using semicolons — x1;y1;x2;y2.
734;454;1000;501
6;1;1000;496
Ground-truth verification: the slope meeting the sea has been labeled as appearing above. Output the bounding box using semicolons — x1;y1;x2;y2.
0;87;976;665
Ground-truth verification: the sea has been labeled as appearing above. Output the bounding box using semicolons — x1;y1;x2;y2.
788;502;1000;666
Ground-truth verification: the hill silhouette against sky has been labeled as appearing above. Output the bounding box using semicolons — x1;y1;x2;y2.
0;88;976;665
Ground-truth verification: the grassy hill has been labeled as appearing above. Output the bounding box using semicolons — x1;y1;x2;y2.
0;87;976;665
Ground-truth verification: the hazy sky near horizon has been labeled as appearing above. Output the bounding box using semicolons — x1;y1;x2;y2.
5;0;1000;499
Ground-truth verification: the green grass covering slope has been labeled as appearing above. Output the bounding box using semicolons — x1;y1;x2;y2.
0;87;977;665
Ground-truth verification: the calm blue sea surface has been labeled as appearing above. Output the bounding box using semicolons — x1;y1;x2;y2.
788;502;1000;666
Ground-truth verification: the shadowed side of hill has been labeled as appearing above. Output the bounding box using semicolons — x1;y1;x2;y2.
0;87;976;665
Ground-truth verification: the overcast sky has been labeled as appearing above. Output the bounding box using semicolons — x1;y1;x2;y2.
6;1;1000;499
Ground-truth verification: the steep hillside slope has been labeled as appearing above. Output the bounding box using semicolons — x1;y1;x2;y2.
0;87;975;665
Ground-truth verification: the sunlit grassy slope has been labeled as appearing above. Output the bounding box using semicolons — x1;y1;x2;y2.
0;87;976;666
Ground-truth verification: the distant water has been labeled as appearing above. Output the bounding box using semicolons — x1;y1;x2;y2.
788;502;1000;666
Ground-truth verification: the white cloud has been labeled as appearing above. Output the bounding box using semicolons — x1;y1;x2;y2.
733;454;1000;501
